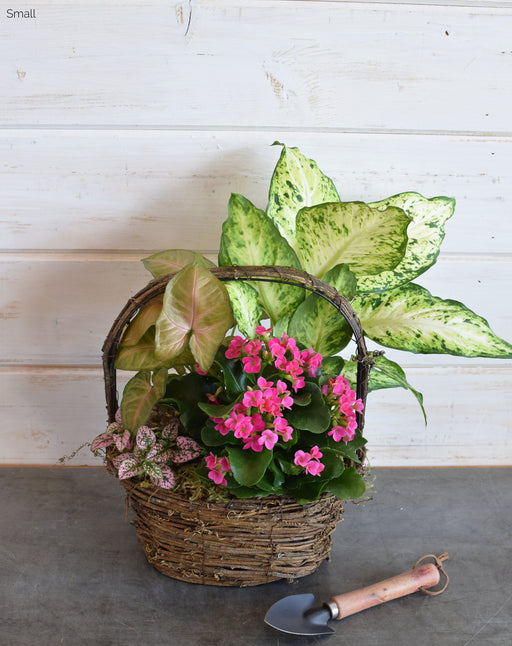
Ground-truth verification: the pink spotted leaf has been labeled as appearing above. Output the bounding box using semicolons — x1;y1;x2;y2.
118;456;140;480
151;465;176;490
91;432;115;452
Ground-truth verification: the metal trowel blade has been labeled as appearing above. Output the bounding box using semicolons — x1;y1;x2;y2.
264;593;335;636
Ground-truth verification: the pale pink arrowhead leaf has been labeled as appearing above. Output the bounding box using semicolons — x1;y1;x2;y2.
155;263;233;371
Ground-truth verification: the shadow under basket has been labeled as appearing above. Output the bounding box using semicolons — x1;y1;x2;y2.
102;266;370;587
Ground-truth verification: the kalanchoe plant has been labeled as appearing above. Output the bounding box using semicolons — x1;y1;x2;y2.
191;326;366;502
94;143;512;503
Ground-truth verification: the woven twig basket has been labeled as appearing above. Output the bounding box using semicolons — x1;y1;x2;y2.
102;266;370;586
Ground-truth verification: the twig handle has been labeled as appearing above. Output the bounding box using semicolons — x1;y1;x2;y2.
102;265;371;424
330;563;440;620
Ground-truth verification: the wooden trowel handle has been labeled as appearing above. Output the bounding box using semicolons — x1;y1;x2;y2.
331;563;440;620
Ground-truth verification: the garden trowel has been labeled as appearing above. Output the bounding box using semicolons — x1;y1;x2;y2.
265;554;449;636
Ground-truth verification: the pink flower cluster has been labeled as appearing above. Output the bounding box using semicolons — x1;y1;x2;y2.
205;452;231;486
211;376;294;452
322;376;364;444
294;446;325;476
225;326;323;392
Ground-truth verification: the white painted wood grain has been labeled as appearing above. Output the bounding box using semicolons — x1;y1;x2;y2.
2;1;512;132
1;255;510;366
0;366;509;466
363;366;512;466
2;130;512;253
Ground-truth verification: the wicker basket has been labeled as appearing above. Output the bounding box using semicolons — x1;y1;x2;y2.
102;266;370;586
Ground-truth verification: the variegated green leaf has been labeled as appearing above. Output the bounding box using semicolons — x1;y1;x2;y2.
288;265;356;355
155;263;234;371
267;142;340;254
219;193;304;323
120;368;168;433
142;250;214;279
296;201;411;280
274;312;292;339
225;281;262;338
357;193;455;293
353;283;512;358
342;354;426;423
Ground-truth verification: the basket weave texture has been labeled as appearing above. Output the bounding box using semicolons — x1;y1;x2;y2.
102;266;369;587
120;478;344;586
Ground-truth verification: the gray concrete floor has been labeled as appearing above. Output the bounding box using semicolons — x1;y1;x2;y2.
1;467;510;646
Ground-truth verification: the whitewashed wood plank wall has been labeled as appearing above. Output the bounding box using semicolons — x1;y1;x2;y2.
1;0;510;466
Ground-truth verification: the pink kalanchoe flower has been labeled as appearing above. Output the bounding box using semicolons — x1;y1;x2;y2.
257;376;274;390
294;446;324;476
290;375;306;392
219;456;231;472
232;415;255;440
194;362;209;376
274;416;294;442
242;435;264;452
258;429;278;450
309;446;323;460
243;389;263;409
294;450;310;467
242;355;261;373
329;425;355;444
225;336;245;359
301;348;323;377
268;337;287;360
213;417;230;436
305;459;325;476
209;469;227;485
243;339;263;356
255;325;272;336
205;452;230;487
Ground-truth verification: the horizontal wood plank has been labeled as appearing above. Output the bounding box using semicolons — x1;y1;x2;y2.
1;255;510;367
1;1;512;132
2;130;512;254
1;366;509;466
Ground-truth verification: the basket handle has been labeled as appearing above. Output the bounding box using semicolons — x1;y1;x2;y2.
102;265;370;430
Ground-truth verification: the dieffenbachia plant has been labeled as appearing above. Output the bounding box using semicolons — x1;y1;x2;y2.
115;143;512;431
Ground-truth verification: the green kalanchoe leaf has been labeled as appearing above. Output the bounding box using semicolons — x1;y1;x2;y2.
286;382;331;433
219;193;304;323
326;466;366;500
357;193;456;293
226;446;273;487
325;430;367;463
120;368;168;434
142;250;214;279
353;283;512;358
224;281;262;338
287;264;356;356
296;201;411;280
163;372;218;439
155;263;234;371
267;142;340;255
